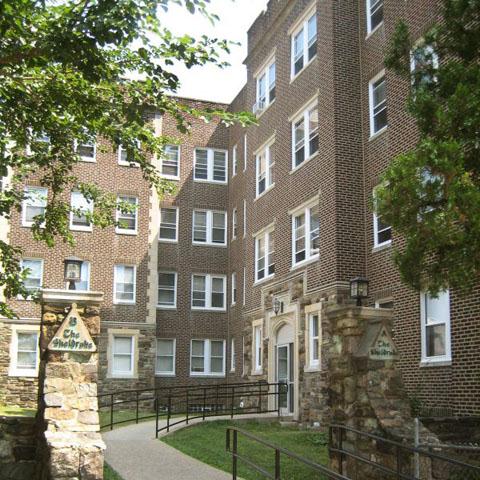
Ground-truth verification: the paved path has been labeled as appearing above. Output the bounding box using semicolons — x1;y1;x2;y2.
103;414;276;480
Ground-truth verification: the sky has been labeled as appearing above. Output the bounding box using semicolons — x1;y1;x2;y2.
160;0;269;104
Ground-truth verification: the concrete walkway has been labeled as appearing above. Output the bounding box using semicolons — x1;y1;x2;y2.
102;414;276;480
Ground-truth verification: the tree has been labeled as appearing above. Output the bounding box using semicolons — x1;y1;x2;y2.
375;0;480;295
0;0;253;317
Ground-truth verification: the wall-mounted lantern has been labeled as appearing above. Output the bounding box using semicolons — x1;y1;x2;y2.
64;258;83;290
350;277;369;306
273;297;284;316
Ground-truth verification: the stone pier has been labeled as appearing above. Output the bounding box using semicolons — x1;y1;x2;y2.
37;289;105;480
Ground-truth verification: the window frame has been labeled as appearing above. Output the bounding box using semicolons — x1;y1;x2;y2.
192;209;227;247
64;260;90;291
252;321;263;374
255;142;275;198
157;271;177;310
254;226;275;283
232;208;238;240
70;191;94;232
115;195;138;235
190;339;226;377
161;145;181;180
117;142;140;167
369;70;388;137
22;186;48;228
19;258;44;300
74;138;96;163
112;335;135;377
193;147;228;184
8;325;40;377
366;0;384;35
230;338;236;372
231;272;237;306
159;207;179;243
191;274;227;312
291;200;320;267
291;101;319;170
113;264;137;305
232;144;238;177
254;57;276;113
375;297;394;309
243;135;247;172
155;338;176;377
290;10;317;79
308;313;321;368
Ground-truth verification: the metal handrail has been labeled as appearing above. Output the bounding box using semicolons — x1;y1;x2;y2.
226;426;350;480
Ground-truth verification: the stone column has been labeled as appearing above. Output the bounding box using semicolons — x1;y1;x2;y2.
37;289;105;480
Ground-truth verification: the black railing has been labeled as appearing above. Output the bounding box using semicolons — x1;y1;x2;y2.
226;426;350;480
329;424;480;480
98;381;287;437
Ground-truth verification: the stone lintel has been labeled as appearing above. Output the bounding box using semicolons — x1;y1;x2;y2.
41;289;104;306
325;304;393;322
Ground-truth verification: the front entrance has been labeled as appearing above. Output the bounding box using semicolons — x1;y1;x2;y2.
276;342;294;415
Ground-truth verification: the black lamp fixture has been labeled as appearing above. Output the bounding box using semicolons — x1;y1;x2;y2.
350;277;369;306
64;257;83;290
273;297;284;316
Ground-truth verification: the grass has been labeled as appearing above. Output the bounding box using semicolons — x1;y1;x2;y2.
104;462;124;480
0;404;36;417
161;420;330;480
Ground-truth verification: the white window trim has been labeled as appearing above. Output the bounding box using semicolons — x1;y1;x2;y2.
190;339;226;377
373;211;392;248
232;208;238;240
369;70;387;138
254;57;276;112
117;143;140;167
157;271;177;310
230;338;236;372
291;199;319;267
232;144;237;177
159;206;179;243
9;324;40;377
74;138;96;163
113;264;137;305
155;338;176;377
19;258;44;300
192;210;227;247
242;267;246;307
243;200;247;238
108;330;138;379
161;145;181;181
115;195;138;235
375;297;394;309
291;100;319;171
290;7;317;80
194;148;228;184
255;142;275;198
254;225;275;284
252;320;263;375
22;186;47;228
70;191;93;232
243;135;247;172
191;274;227;312
366;0;383;35
304;303;322;372
231;272;237;306
308;313;321;369
420;291;452;365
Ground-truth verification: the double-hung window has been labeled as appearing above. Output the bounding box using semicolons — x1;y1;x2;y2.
158;271;177;309
70;191;93;232
112;336;134;376
420;291;451;364
366;0;383;34
256;142;274;197
230;338;236;372
75;138;96;162
232;145;238;177
232;208;238;240
190;339;225;376
159;207;178;242
231;272;237;306
254;226;275;282
192;210;226;246
191;274;226;311
22;187;47;227
116;195;138;234
114;265;136;304
291;11;317;78
20;259;43;298
309;313;320;368
118;142;140;167
292;103;318;169
9;326;39;377
162;145;180;180
254;59;276;113
369;72;387;136
156;339;176;376
292;201;320;266
253;323;263;373
194;148;228;183
372;187;392;248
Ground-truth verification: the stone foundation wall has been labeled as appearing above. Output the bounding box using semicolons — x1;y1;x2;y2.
0;322;39;409
0;415;36;480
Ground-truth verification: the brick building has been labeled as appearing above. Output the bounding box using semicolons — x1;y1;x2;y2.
1;0;479;420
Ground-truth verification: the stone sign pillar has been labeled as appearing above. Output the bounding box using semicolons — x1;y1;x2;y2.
37;289;105;480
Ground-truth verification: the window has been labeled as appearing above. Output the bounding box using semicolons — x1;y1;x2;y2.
231;272;237;306
375;298;394;309
369;72;387;136
9;326;39;377
291;12;317;77
309;314;320;368
366;0;383;34
373;211;392;248
420;291;451;364
230;338;235;372
243;267;246;306
22;187;47;227
190;339;225;376
156;339;176;376
253;323;263;373
194;148;228;183
159;207;178;242
116;195;138;234
254;59;276;113
243;200;247;237
411;45;439;87
192;210;227;246
161;145;180;179
232;208;238;240
292;202;319;265
118;141;140;166
112;336;134;376
243;134;247;171
255;227;275;282
65;260;90;291
70;191;93;232
292;103;318;169
158;271;177;309
256;143;274;197
114;265;136;304
232;145;237;177
75;138;96;162
191;274;226;311
20;259;43;298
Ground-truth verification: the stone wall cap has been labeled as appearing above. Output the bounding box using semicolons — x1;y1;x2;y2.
40;289;104;306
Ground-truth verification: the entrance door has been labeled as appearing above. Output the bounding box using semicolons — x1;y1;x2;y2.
276;343;294;415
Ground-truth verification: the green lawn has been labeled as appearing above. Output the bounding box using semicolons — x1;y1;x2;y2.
104;462;124;480
0;404;36;417
161;420;330;480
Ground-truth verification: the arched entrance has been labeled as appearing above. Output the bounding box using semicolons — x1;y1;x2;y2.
275;322;295;416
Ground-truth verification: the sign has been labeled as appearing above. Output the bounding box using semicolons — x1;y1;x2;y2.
48;303;96;352
369;325;396;360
